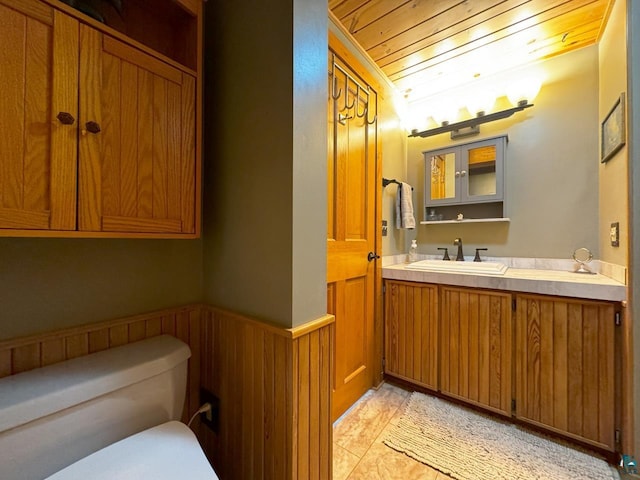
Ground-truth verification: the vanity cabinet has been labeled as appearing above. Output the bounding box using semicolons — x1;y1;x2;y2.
385;281;438;390
383;280;620;451
423;136;506;221
515;294;616;451
0;0;201;237
440;286;512;416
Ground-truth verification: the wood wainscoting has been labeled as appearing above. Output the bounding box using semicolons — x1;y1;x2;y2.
0;304;335;480
198;306;334;480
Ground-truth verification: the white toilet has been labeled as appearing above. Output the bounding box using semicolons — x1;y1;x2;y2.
0;335;218;480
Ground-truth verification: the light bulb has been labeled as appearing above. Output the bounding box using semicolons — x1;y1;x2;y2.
466;89;496;117
506;77;541;106
430;101;460;126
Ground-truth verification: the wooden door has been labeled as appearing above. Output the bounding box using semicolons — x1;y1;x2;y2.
327;52;377;421
384;281;438;390
515;294;616;451
78;27;196;234
0;2;78;231
440;286;512;416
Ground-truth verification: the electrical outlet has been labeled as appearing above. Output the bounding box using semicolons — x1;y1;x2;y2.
610;222;620;247
200;388;219;433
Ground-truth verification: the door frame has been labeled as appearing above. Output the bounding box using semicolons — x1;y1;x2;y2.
329;30;384;389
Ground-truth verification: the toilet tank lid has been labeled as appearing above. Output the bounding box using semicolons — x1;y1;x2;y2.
0;335;191;433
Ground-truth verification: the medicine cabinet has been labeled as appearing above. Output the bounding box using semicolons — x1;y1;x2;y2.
423;135;507;223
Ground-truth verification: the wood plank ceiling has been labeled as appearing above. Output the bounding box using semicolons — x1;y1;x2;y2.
329;0;612;104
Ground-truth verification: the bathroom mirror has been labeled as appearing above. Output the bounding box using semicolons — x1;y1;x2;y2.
429;152;456;201
467;144;497;197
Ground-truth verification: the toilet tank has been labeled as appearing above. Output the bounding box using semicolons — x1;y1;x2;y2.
0;335;191;480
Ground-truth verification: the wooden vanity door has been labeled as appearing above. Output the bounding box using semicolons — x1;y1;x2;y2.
440;286;512;416
327;51;377;421
384;281;439;390
515;294;616;451
77;26;196;234
0;3;78;231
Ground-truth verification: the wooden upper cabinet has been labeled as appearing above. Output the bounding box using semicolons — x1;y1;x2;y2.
78;28;196;234
0;0;201;237
0;2;78;231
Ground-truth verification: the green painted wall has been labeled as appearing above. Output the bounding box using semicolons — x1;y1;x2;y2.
0;238;202;340
202;0;327;328
599;0;628;268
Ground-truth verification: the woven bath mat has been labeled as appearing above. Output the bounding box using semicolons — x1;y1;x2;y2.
383;392;619;480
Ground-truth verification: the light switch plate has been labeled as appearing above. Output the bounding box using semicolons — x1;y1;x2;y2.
610;222;619;247
382;220;388;237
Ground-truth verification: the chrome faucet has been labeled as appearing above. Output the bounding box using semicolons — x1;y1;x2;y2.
454;238;464;261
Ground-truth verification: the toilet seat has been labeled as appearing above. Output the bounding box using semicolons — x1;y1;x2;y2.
45;421;218;480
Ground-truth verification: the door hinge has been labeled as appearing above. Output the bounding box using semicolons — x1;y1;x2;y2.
615;429;621;444
615;311;622;326
512;298;517;311
511;399;516;411
382;357;386;369
383;284;386;294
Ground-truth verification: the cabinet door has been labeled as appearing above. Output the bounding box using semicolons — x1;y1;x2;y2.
424;147;458;206
460;137;504;203
0;2;78;231
78;27;196;234
440;286;512;416
384;281;438;390
515;294;616;451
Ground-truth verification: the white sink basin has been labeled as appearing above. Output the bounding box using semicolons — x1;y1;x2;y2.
405;259;509;276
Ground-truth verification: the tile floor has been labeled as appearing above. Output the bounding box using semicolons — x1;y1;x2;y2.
332;382;628;480
332;382;451;480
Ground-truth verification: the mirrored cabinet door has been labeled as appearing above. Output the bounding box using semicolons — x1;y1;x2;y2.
464;139;502;201
428;150;456;201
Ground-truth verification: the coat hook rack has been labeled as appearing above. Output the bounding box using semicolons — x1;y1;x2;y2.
382;178;413;190
330;55;377;125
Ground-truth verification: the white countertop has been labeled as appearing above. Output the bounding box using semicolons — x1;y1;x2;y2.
383;261;627;302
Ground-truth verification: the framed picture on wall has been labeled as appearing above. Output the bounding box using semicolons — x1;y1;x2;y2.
601;92;626;163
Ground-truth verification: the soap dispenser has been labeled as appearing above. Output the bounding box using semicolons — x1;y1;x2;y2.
408;239;418;263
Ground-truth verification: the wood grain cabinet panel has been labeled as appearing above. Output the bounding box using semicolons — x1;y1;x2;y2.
384;280;438;390
440;286;512;416
0;0;201;237
78;29;196;234
0;3;78;230
515;294;616;451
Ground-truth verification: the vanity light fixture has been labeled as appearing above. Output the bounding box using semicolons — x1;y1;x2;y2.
409;101;533;139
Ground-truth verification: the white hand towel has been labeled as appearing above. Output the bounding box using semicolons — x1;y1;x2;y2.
396;182;415;229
